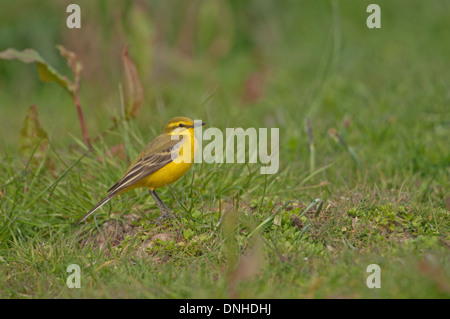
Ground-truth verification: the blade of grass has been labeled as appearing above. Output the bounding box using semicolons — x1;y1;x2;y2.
23;153;86;210
248;200;292;238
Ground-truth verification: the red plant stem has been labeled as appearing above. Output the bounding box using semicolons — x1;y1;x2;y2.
73;80;90;148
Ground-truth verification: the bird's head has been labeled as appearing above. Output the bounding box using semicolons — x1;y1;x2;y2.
163;117;206;135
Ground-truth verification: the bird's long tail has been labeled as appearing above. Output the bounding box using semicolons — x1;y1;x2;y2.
73;192;117;227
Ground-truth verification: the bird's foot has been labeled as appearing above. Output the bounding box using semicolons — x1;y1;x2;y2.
155;208;176;224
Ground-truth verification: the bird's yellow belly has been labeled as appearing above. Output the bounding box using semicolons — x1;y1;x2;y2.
138;160;194;190
123;133;197;192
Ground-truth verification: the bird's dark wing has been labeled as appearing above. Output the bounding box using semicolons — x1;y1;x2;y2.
107;134;183;193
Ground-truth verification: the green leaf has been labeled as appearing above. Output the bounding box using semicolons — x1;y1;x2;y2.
18;105;49;168
0;48;75;95
183;229;195;241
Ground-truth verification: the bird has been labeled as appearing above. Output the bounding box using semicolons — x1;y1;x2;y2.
74;116;205;226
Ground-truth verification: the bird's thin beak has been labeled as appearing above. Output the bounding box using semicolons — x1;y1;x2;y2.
194;122;206;128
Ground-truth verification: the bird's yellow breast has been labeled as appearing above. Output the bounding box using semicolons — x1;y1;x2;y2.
138;159;194;190
128;130;197;191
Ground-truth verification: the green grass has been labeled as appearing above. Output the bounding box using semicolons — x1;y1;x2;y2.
0;0;449;298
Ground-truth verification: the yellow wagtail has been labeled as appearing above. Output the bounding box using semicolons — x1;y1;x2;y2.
74;116;205;226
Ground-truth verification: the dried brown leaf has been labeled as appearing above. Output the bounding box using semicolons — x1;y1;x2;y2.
122;46;144;119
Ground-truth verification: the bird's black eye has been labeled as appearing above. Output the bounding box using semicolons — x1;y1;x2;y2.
178;123;184;127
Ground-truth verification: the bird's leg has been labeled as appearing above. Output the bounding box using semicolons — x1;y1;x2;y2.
149;190;175;220
154;191;175;216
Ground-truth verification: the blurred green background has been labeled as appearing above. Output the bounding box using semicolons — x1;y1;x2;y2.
1;0;449;207
0;0;449;299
